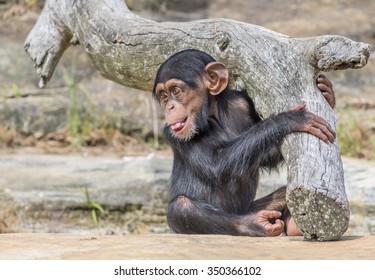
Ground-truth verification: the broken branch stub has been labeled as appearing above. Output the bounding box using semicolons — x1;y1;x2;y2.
24;0;371;240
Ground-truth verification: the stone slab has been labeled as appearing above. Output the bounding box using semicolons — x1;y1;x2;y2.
1;153;374;235
0;233;374;260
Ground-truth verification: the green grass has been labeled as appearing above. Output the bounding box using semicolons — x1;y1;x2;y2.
337;107;375;160
82;186;105;225
62;52;96;147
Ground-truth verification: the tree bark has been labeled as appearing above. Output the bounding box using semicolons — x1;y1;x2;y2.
24;0;371;241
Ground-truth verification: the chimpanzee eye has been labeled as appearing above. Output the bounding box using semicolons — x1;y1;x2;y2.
158;91;168;103
171;87;181;96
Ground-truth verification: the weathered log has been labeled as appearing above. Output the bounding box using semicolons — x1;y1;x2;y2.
24;0;371;240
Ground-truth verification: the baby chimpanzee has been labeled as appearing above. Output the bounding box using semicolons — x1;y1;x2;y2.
153;49;335;237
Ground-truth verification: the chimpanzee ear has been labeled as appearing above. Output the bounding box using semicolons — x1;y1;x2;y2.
204;62;229;95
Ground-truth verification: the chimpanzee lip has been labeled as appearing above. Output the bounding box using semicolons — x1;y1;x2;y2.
171;117;188;133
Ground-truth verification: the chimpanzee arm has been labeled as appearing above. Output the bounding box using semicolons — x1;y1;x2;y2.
182;108;333;181
224;111;301;170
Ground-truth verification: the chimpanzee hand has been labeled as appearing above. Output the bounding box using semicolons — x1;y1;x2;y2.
290;104;336;143
316;74;335;108
256;210;285;236
243;210;285;237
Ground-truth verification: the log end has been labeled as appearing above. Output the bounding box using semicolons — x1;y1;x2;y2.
313;36;371;71
287;187;350;241
23;2;72;88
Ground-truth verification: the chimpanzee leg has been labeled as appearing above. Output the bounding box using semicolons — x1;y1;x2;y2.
167;195;282;236
282;208;302;236
250;186;287;212
250;186;302;236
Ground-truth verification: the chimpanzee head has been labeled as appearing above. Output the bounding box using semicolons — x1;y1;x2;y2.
153;49;229;141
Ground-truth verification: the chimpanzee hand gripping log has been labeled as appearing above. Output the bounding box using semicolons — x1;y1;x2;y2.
153;49;336;237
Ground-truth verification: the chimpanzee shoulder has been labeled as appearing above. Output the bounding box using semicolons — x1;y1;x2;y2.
213;90;261;135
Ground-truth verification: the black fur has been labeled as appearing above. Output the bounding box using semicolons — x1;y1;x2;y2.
154;49;308;236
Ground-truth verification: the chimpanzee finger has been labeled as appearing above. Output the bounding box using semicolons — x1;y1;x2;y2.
317;82;334;97
322;92;335;108
264;210;283;219
317;83;332;94
319;126;336;143
303;113;336;143
306;112;334;131
317;74;333;88
306;126;329;143
312;115;336;139
290;103;306;111
267;219;284;236
317;75;335;108
307;119;336;143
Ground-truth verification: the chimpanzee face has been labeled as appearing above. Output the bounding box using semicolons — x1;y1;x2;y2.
153;49;229;142
154;77;208;141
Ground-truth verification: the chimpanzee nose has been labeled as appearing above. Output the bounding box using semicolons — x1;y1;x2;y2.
166;101;174;111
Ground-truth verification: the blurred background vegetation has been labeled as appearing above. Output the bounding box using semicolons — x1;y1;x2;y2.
0;0;374;159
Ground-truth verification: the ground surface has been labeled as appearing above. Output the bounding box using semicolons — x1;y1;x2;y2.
0;233;373;260
0;153;374;236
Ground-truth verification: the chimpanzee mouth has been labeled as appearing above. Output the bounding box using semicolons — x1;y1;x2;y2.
171;118;188;133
